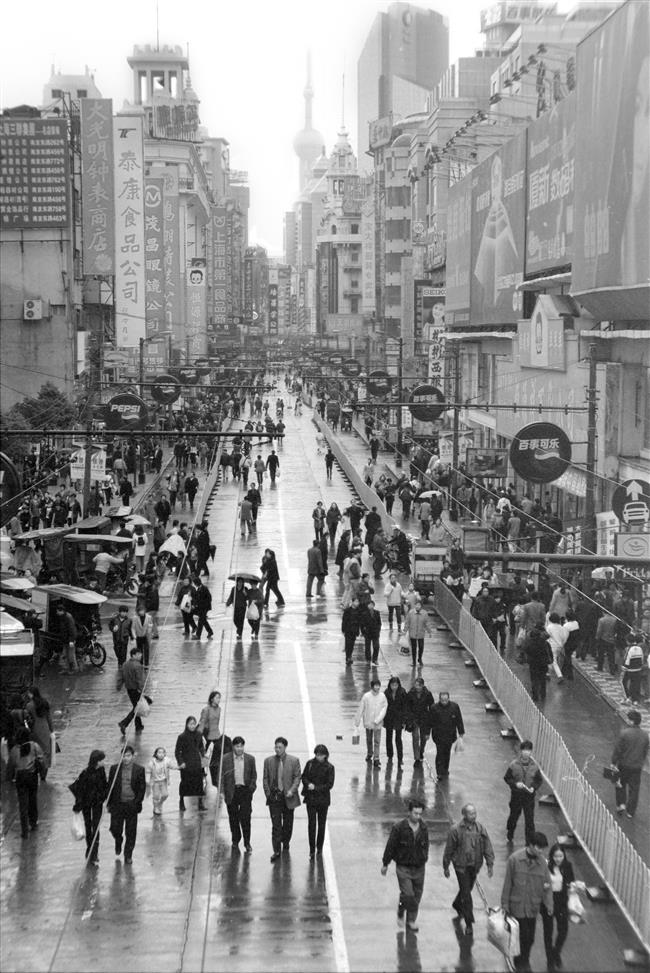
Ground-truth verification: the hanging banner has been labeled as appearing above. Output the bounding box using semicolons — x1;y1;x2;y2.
80;99;114;275
268;267;279;336
113;114;145;347
361;197;376;313
153;165;181;336
211;205;227;333
70;445;107;481
144;176;165;339
509;421;571;483
186;258;207;358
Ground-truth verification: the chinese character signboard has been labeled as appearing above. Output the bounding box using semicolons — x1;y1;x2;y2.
573;2;650;318
144;177;165;339
244;251;253;322
186;258;207;357
0;117;69;228
361;197;375;314
211;205;228;332
525;92;575;275
153;165;181;336
509;421;571;483
113;115;145;347
80;99;114;275
368;114;393;151
414;282;445;382
445;175;472;326
268;268;278;335
470;132;526;327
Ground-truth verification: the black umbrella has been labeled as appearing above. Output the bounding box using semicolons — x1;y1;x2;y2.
228;572;261;583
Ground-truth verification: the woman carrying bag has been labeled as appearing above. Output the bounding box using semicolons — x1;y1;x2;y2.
541;843;576;971
246;580;265;639
24;685;55;780
69;749;108;864
226;579;249;639
197;691;232;788
175;716;206;813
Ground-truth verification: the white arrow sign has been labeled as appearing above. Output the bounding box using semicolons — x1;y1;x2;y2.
626;480;644;499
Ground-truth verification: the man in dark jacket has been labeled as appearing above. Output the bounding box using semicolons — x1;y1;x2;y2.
107;745;146;864
154;493;171;529
611;709;649;818
109;604;132;671
501;832;553;971
193;577;213;639
524;624;551;702
184;473;199;510
443;803;494;936
429;692;465;780
381;798;429;932
364;506;382;553
221;736;257;852
118;646;145;734
341;596;362;665
193;525;211;577
504;740;543;844
306;540;325;598
246;484;262;523
406;678;434;765
361;599;382;664
471;586;498;642
265;450;280;483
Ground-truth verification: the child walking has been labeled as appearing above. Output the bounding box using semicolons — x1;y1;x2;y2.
147;746;174;815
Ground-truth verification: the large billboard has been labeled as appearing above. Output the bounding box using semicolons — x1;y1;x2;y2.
525;92;576;275
0;117;69;228
445;174;472;325
80;99;114;275
573;1;650;315
470;131;526;327
113;114;146;347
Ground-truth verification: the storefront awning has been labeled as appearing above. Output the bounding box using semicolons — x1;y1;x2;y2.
517;272;572;291
579;328;650;339
443;332;516;340
571;284;650;322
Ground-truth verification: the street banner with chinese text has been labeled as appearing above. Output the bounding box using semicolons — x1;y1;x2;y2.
144;177;165;339
153;165;181;336
211;205;227;332
113;114;145;347
80;99;114;275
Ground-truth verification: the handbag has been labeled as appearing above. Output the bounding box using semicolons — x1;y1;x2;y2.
247;602;260;621
71;810;85;841
603;765;620;783
567;886;586;923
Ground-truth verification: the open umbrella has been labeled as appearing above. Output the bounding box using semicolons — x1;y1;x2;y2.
125;514;151;527
417;490;443;499
159;535;186;557
228;571;261;583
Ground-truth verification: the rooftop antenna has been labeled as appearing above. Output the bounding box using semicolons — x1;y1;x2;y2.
341;55;346;129
155;0;160;52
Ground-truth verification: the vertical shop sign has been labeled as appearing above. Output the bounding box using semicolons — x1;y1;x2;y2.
445;174;472;325
268;268;279;335
361;197;376;313
113;114;145;347
212;206;227;332
144;177;164;338
186;258;207;357
80;99;114;275
155;166;181;336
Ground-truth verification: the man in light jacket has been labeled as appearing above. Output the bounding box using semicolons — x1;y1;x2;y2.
354;678;388;768
501;831;553;971
262;737;301;862
404;601;434;667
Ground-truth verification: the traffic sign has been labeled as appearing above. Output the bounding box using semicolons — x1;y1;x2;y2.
509;422;571;483
611;479;650;525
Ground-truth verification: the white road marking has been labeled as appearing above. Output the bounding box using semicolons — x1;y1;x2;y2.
277;488;350;973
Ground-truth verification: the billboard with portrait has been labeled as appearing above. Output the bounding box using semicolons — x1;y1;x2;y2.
470;131;526;327
573;1;650;316
525;92;576;275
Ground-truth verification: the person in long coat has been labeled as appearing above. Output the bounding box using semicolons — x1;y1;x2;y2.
226;578;249;638
24;686;54;778
261;549;285;607
69;749;108;864
301;744;335;859
175;716;206;813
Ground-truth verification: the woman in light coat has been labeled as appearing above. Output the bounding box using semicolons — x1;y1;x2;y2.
197;690;231;787
546;612;569;682
384;573;405;631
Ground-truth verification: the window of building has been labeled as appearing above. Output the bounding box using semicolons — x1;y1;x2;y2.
351;280;359;289
169;72;178;98
77;89;87;98
350;251;359;263
350;297;359;314
351;223;359;234
51;88;63;99
331;225;337;235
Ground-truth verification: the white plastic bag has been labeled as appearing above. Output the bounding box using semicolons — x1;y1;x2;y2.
454;737;465;753
134;696;150;719
71;810;85;841
247;602;260;621
568;886;586;923
487;908;520;971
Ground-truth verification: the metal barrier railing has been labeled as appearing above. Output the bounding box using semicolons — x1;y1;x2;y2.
433;578;650;951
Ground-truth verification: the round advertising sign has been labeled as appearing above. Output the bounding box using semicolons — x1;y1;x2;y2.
342;357;361;377
329;352;344;367
194;358;211;376
509;422;571;483
367;370;393;397
150;373;181;405
175;367;199;386
408;384;446;422
102;393;148;430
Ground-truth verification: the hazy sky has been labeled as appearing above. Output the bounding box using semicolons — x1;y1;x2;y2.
1;0;574;254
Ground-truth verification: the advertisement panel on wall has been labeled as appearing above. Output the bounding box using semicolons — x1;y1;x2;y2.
445;175;472;326
518;294;566;370
268;268;278;335
144;177;165;339
113;114;146;347
525;92;576;275
80;99;114;275
470;132;526;326
186;258;207;358
573;1;650;314
0;117;69;228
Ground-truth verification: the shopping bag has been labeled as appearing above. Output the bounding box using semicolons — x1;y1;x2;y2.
50;732;58;769
568;887;586;924
398;632;411;655
454;737;465;753
602;765;620;783
486;908;520;971
247;602;260;621
71;810;85;841
134;695;151;719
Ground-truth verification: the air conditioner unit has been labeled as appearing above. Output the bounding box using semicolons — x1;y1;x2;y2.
23;299;43;321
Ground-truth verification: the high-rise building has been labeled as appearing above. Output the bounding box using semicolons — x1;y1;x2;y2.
357;3;449;169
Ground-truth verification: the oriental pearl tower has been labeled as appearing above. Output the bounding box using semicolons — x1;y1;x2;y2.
293;53;324;192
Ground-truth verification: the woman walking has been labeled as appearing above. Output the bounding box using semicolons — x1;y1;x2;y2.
69;749;108;863
301;744;335;860
261;549;285;607
326;503;342;547
198;691;230;788
175;716;206;813
246;580;265;639
541;843;576;971
384;573;405;632
146;746;174;816
384;676;408;766
226;578;249;639
24;685;54;780
7;727;45;838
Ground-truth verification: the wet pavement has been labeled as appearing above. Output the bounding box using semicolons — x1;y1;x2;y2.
0;391;646;972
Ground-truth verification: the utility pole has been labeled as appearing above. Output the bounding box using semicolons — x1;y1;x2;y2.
583;342;599;581
395;337;403;467
139;336;145;398
450;344;461;523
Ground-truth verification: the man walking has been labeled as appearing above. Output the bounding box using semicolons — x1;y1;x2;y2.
265;449;280;484
109;604;132;676
429;692;465;780
221;736;257;852
184;472;199;511
501;832;553;971
263;737;301;862
361;599;382;665
325;448;335;481
443;803;494;936
118;646;146;735
193;577;213;640
381;798;429;932
306;539;325;598
312;501;326;541
403;601;434;667
504;740;543;844
406;677;434;766
254;454;266;487
354;678;387;768
611;709;649;818
107;745;146;864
